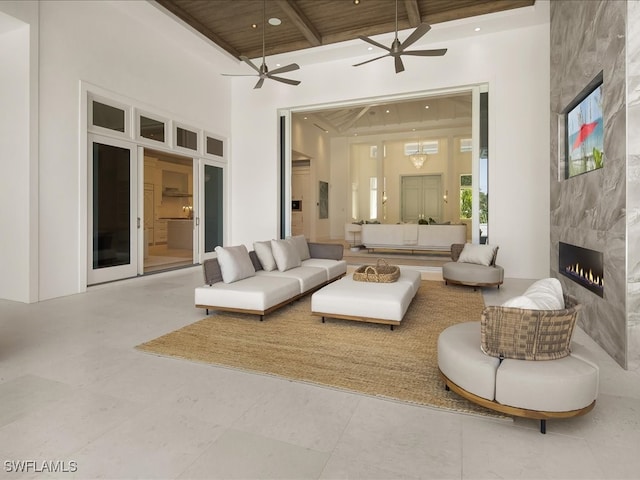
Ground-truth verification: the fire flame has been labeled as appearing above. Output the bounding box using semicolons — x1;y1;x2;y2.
565;262;604;287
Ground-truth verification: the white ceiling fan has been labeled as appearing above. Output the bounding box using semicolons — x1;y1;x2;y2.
353;0;447;74
222;0;300;89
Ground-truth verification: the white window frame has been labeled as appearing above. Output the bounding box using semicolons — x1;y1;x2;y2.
135;109;169;147
88;94;131;139
173;122;201;155
203;131;227;162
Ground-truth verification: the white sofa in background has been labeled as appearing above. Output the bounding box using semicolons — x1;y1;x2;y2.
360;223;466;252
195;236;347;320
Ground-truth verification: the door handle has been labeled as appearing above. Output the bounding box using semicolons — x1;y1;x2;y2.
195;217;200;226
137;217;141;229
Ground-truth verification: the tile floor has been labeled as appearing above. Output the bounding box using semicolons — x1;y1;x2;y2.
1;266;639;479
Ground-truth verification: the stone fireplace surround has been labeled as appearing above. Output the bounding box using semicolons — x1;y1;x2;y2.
550;1;640;370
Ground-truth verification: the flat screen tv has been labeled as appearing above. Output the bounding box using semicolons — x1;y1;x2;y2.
565;71;604;178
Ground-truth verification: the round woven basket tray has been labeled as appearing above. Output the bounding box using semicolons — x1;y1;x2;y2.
353;259;400;283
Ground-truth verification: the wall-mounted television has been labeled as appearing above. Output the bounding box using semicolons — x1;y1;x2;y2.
564;71;604;178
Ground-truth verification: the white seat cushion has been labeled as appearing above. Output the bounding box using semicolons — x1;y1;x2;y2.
301;258;347;281
437;322;500;401
496;348;599;412
195;275;300;312
257;266;327;294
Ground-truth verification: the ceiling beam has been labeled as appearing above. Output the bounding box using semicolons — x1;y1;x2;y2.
275;0;322;47
154;0;241;58
404;0;421;27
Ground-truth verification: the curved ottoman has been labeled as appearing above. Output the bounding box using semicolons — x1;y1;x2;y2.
437;321;599;433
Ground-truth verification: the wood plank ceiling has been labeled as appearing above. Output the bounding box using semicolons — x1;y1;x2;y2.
155;0;535;60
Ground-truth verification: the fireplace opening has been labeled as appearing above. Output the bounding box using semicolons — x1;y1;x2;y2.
559;242;603;297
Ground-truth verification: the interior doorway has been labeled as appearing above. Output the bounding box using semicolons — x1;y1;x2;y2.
291;159;311;238
143;149;195;273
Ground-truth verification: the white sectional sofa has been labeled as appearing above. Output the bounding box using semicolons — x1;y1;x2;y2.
360;223;466;252
195;236;347;320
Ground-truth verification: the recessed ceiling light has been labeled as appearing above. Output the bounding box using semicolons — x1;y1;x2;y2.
251;23;257;29
425;105;430;109
353;0;360;4
268;17;282;26
474;27;481;32
367;46;373;51
385;109;390;113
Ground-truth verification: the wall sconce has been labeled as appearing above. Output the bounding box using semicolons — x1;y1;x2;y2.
409;153;427;169
443;190;448;203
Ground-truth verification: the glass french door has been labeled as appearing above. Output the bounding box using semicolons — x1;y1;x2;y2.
88;134;138;284
198;160;224;261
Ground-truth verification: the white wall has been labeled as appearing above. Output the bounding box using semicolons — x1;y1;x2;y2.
230;15;551;279
0;0;234;301
0;2;39;303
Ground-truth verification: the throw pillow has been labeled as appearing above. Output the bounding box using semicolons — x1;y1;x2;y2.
522;277;564;310
457;243;497;266
287;235;311;260
270;239;301;272
214;245;256;283
253;241;277;271
501;295;539;309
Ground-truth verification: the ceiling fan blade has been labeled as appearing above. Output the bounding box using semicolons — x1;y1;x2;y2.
401;23;431;50
395;56;405;74
357;35;391;53
254;77;265;89
268;63;300;76
352;54;389;67
268;75;301;86
239;56;261;74
402;48;448;57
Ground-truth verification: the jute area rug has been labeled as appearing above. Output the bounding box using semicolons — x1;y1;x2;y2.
137;280;504;419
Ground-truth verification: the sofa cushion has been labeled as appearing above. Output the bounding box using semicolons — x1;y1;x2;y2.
301;258;347;282
457;243;497;266
195;275;300;312
257;266;326;294
496;348;599;412
214;245;255;283
438;322;500;401
253;241;277;271
287;235;311;260
271;239;301;272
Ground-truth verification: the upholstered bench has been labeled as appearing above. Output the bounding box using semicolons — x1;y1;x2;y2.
437;278;599;433
311;268;421;329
